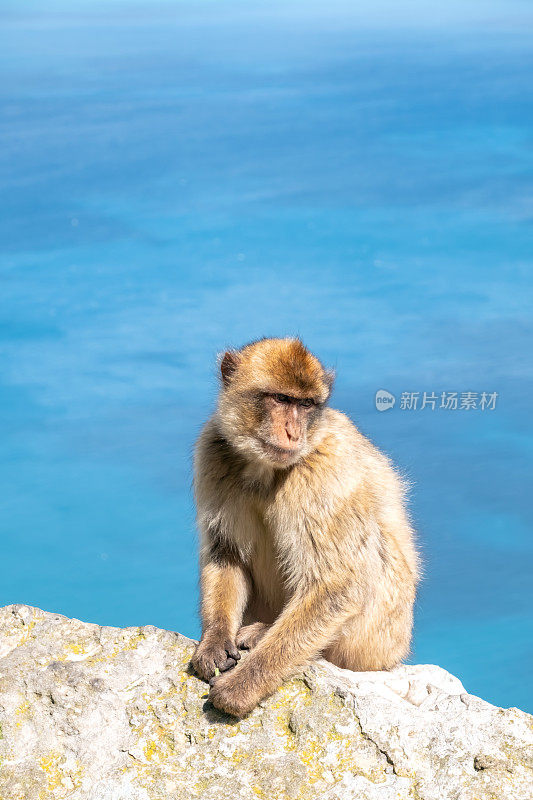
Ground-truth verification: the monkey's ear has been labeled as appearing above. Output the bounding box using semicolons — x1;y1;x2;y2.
220;350;240;387
324;368;336;397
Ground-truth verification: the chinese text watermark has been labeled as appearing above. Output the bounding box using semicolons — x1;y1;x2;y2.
375;390;498;412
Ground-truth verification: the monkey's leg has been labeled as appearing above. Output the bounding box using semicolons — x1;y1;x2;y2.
208;582;357;716
191;559;251;681
324;594;414;671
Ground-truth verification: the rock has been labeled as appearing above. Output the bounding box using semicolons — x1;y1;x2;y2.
0;605;531;800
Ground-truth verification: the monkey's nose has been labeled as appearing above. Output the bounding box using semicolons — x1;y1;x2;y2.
286;426;300;443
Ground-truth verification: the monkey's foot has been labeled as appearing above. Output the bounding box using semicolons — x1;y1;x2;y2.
208;669;259;718
190;636;241;682
236;622;270;651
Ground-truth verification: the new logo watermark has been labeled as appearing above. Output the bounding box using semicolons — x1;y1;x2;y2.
375;389;396;411
375;390;498;412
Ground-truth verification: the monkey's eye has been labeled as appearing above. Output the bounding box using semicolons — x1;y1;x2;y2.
273;393;291;404
299;398;314;409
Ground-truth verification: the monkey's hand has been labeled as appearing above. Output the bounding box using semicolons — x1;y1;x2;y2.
236;622;270;650
208;665;259;718
191;633;241;682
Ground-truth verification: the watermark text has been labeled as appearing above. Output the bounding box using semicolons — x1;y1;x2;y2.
375;390;498;412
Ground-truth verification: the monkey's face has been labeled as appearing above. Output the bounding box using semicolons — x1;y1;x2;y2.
216;338;334;469
254;392;319;466
219;388;325;468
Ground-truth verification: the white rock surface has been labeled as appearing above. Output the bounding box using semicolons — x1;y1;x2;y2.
0;604;531;799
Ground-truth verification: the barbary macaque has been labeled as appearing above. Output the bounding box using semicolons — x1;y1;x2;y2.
191;337;419;717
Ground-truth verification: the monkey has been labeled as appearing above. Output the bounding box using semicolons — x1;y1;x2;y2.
190;337;419;718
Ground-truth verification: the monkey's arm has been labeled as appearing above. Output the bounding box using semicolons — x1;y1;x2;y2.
208;578;358;716
191;540;251;681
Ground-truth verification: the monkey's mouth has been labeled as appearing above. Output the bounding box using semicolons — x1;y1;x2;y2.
258;437;301;461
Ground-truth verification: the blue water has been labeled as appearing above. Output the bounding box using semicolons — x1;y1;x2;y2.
1;1;532;711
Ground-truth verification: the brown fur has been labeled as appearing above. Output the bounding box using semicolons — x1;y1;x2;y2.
190;337;419;717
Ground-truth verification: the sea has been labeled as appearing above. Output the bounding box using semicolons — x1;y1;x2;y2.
1;0;532;711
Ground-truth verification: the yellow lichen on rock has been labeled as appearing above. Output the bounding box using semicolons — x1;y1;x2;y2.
38;753;83;799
